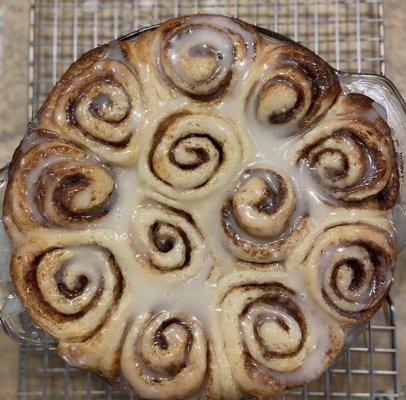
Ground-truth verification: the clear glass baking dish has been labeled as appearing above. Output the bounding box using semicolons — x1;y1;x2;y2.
0;25;406;371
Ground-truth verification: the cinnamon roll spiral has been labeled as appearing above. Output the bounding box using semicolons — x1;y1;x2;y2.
131;204;205;281
222;168;308;263
288;218;397;324
217;272;344;397
3;131;115;240
11;233;123;341
139;111;246;200
39;42;142;164
294;94;399;209
246;44;340;135
156;15;258;100
121;310;208;400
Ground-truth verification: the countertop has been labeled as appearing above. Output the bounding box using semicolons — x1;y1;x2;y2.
0;0;404;398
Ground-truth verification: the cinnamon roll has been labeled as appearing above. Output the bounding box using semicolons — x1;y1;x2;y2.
131;203;206;282
3;130;115;241
288;217;397;325
246;43;341;136
121;310;208;400
222;167;309;263
154;14;258;100
216;271;344;397
293;94;399;209
3;14;401;399
139;110;247;200
39;42;143;164
11;231;123;341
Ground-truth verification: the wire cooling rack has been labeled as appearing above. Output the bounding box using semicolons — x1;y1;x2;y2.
16;0;400;399
29;0;387;115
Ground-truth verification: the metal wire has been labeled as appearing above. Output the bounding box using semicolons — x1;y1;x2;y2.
20;1;399;399
28;0;387;117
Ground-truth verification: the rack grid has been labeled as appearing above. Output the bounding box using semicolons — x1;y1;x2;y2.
29;0;387;115
17;0;400;399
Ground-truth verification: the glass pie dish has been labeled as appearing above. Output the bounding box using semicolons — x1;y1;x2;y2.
1;22;406;398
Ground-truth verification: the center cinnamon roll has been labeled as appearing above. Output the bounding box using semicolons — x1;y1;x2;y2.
222;168;309;263
131;204;206;282
139;110;246;200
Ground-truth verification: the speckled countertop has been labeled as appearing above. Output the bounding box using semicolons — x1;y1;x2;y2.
0;1;28;398
0;0;404;398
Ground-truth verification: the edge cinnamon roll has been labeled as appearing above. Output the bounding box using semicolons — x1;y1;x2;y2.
139;110;247;200
246;43;341;135
3;130;116;241
293;94;399;209
120;310;208;400
39;42;143;165
287;217;397;325
222;167;309;263
216;271;344;397
131;203;206;282
153;14;259;100
11;231;124;341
